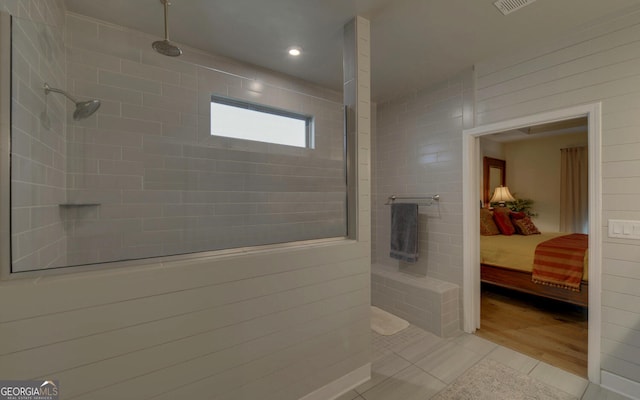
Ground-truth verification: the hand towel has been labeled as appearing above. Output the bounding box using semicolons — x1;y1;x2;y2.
390;203;419;263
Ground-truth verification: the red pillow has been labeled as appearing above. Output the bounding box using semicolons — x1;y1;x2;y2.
493;207;515;235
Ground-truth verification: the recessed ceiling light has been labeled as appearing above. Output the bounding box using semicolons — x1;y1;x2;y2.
288;47;302;56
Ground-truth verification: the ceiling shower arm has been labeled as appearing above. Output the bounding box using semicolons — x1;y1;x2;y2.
43;83;78;104
152;0;182;56
163;0;170;41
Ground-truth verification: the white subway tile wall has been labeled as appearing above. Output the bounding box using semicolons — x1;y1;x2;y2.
1;4;372;400
10;12;67;272
371;264;459;337
373;69;473;288
11;11;347;271
371;103;378;261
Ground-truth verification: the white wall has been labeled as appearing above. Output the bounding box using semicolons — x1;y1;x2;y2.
475;7;640;390
504;132;588;231
0;5;372;400
0;243;371;400
371;5;640;394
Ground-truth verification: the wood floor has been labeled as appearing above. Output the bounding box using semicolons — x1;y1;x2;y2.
475;283;588;378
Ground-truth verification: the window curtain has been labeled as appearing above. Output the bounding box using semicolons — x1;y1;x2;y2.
560;146;588;233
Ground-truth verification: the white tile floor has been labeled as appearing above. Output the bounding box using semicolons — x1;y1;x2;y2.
335;325;631;400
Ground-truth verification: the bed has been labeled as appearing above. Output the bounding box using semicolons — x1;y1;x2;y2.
480;232;589;307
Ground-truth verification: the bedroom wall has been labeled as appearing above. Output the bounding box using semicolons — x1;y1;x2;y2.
0;8;372;400
504;132;588;232
476;5;640;391
480;139;504;160
478;139;504;207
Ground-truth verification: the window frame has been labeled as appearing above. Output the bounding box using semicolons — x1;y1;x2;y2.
210;95;315;149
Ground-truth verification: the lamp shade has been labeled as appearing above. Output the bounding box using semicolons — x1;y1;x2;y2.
490;186;516;203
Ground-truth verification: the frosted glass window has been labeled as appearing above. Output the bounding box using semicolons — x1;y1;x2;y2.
211;96;313;148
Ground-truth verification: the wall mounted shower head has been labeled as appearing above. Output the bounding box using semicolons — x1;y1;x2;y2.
72;99;101;121
43;83;101;121
152;0;182;57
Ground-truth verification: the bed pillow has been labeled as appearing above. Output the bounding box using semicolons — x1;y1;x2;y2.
513;216;541;235
480;208;500;236
492;207;515;235
509;211;527;234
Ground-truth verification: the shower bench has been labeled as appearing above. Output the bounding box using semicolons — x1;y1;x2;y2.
371;263;459;337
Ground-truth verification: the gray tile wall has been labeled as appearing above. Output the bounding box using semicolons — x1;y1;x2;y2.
0;8;371;400
373;69;474;287
0;1;65;27
12;12;347;271
8;1;68;272
372;264;459;337
371;103;378;262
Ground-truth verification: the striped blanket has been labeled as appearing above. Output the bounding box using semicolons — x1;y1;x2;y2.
532;233;588;291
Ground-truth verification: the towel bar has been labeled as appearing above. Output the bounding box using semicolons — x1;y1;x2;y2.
385;194;440;206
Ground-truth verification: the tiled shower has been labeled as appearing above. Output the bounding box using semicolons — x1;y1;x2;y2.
10;13;348;272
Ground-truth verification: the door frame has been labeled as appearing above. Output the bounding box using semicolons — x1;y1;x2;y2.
462;103;602;383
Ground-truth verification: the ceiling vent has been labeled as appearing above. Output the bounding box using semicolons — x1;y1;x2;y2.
493;0;537;15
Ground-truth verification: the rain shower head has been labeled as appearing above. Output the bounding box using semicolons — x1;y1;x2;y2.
43;83;101;121
153;39;182;57
153;0;182;57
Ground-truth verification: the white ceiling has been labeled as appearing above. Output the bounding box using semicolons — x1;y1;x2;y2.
64;0;640;102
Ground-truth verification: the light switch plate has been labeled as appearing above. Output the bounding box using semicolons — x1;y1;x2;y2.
608;219;640;239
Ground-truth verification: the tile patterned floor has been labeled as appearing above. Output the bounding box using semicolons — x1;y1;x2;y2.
335;325;631;400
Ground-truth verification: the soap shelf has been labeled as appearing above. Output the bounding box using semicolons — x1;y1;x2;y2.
59;203;101;207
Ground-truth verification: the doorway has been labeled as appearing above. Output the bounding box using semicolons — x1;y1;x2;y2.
461;104;602;383
475;118;589;377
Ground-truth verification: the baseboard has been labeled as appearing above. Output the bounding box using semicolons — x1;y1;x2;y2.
298;363;371;400
601;371;640;400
